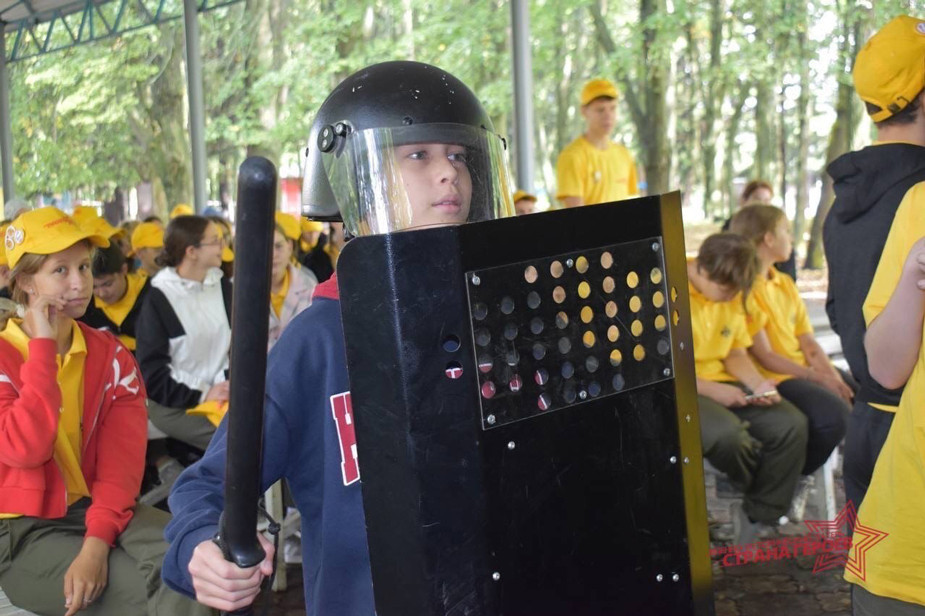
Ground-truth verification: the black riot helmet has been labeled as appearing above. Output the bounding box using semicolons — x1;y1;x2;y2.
301;61;515;236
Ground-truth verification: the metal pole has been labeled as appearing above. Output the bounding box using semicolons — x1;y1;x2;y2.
182;0;207;213
0;35;15;202
510;0;535;192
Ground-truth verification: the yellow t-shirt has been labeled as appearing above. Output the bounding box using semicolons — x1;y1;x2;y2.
555;136;639;205
270;267;290;318
845;182;925;603
93;271;147;350
746;268;813;382
862;183;925;412
0;320;91;518
689;279;752;382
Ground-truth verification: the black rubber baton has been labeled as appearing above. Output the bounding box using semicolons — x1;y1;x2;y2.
213;157;277;616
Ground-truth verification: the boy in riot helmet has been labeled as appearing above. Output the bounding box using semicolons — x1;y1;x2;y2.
161;61;514;614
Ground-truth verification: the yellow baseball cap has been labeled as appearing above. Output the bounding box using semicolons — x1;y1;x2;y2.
0;224;9;267
80;216;122;240
130;221;165;254
512;190;537;203
71;205;100;226
301;218;325;234
581;79;619;106
275;212;301;241
854;15;925;123
170;203;194;219
5;207;109;269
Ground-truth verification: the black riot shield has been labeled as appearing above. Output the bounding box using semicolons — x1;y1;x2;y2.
337;192;714;616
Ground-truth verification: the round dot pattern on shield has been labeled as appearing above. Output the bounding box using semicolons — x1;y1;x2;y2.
465;239;676;427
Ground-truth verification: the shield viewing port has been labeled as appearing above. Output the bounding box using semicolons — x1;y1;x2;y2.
467;238;673;430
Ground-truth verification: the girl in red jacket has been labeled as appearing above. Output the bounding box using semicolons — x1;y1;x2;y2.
0;207;209;616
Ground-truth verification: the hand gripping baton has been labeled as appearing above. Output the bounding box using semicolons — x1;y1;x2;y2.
212;157;277;616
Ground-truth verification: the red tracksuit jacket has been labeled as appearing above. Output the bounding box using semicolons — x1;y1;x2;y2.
0;321;147;545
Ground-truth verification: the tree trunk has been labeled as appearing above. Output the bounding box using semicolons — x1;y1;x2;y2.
793;29;810;255
722;82;748;217
590;0;672;194
804;7;867;269
155;26;193;208
699;0;724;218
754;79;775;182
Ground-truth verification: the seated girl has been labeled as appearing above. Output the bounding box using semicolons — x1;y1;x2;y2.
730;205;852;486
0;207;209;615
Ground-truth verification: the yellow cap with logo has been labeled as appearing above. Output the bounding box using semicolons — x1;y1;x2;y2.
130;222;165;254
5;207;110;269
580;79;619;106
854;15;925;123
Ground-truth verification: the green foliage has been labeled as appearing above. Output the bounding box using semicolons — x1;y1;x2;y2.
5;0;910;240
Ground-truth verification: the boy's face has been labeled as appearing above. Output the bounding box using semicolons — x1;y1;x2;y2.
514;198;535;216
395;142;472;229
93;268;129;305
698;273;738;303
581;98;617;135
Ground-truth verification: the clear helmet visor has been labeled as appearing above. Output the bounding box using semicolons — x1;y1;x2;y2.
317;123;515;236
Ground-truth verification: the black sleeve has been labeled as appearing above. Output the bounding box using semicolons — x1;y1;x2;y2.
221;278;233;323
135;288;204;409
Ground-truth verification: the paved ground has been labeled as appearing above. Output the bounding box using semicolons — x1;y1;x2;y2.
269;459;856;616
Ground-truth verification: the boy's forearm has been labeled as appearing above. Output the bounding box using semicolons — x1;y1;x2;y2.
750;345;812;380
723;351;766;391
799;336;838;377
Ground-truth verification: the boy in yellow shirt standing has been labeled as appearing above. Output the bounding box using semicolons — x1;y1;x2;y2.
555;79;639;207
846;181;925;614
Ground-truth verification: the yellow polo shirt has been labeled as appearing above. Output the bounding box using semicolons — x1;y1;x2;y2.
270;267;290;318
746;268;813;382
93;270;147;350
556;137;639;205
689;278;752;382
0;320;90;518
845;181;925;604
863;183;925;413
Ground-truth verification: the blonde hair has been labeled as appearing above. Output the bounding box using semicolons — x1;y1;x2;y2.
729;204;786;248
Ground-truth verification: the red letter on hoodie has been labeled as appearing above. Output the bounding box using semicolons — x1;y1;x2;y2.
331;392;360;485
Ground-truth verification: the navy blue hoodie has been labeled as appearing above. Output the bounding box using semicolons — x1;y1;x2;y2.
162;275;376;615
824;142;925;406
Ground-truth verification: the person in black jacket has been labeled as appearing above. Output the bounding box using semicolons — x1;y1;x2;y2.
80;244;151;352
135;216;232;452
823;15;925;511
